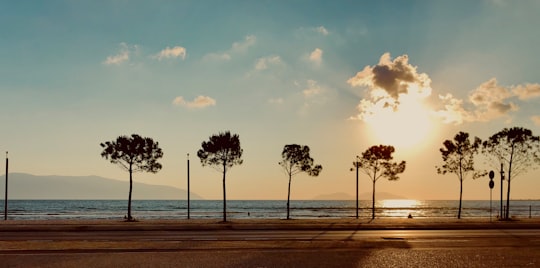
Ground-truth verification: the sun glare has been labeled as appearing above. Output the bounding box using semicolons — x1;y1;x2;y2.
380;199;420;208
364;96;434;150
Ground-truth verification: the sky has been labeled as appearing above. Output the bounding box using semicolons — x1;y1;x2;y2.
1;0;540;200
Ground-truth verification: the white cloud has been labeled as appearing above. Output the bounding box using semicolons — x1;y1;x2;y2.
309;48;323;66
316;26;329;35
203;35;256;61
154;46;187;60
103;43;132;65
255;55;282;70
173;96;216;109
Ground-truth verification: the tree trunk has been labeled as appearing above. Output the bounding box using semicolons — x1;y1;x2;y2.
371;179;376;220
458;179;463;219
222;163;227;222
287;172;292;220
128;164;133;221
506;177;511;220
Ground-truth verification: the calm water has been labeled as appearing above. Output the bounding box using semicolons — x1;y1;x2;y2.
1;199;539;220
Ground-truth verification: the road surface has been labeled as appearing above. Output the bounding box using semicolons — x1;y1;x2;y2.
1;229;539;267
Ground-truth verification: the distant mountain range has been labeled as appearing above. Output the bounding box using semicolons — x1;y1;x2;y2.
313;191;407;200
0;173;203;200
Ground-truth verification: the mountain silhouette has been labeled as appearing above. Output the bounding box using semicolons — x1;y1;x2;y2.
0;173;203;200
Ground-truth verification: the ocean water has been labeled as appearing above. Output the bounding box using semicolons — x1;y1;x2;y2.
1;199;539;220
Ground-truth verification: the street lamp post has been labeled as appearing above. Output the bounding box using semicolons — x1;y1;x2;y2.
4;152;8;221
500;163;504;220
187;153;190;220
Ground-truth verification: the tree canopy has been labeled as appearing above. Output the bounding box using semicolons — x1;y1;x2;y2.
100;134;163;221
279;144;322;219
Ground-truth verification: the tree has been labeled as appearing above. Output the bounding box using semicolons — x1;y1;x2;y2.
436;131;484;219
279;144;322;219
197;131;243;222
483;127;540;219
357;145;406;219
100;134;163;221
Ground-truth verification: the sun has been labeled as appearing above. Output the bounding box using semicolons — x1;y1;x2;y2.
363;95;435;150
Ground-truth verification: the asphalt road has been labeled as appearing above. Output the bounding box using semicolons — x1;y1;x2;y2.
1;229;539;267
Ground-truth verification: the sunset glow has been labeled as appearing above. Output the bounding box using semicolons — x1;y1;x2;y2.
364;97;434;149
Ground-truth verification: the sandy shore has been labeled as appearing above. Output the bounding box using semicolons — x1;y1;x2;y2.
0;217;539;231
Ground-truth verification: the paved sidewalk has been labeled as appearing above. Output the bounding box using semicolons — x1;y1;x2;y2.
0;217;538;232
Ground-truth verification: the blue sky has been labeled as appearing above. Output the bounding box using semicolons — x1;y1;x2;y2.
1;0;540;200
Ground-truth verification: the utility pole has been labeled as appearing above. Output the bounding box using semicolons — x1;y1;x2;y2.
500;163;504;220
4;152;8;221
187;153;190;219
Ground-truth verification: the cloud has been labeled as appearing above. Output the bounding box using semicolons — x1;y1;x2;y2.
467;78;518;121
303;80;323;98
434;94;475;125
316;26;329;35
103;43;134;65
232;35;256;52
349;53;540;126
172;96;216;109
434;78;537;124
348;53;432;121
532;115;540;126
154;46;187;60
512;83;540;100
255;55;282;70
309;48;323;66
203;35;256;61
348;53;432;101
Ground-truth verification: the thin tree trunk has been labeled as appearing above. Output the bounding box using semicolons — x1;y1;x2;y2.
287;173;292;220
223;164;227;222
458;179;463;219
128;164;133;221
506;177;511;220
372;179;376;220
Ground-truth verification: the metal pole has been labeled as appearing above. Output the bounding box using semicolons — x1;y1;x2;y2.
355;156;359;219
4;152;8;221
187;153;190;220
490;187;492;222
500;163;504;220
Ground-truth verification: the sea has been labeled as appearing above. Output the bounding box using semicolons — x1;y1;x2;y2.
1;199;540;220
